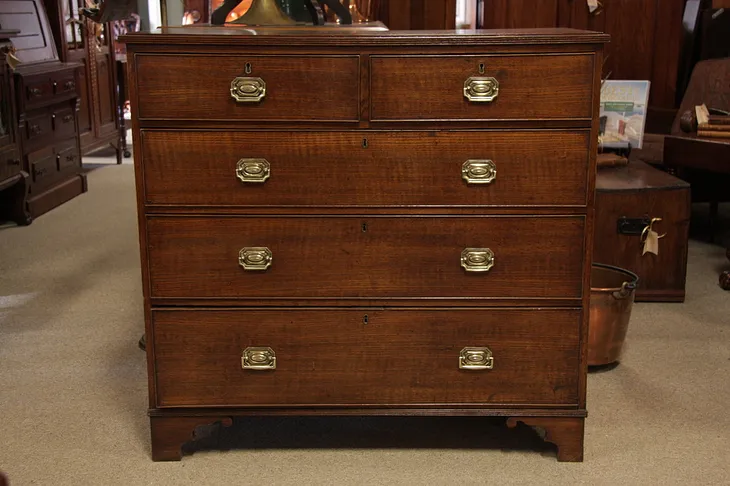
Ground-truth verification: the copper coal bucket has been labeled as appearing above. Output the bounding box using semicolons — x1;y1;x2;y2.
589;263;639;366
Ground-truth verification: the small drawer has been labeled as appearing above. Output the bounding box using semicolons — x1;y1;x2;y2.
56;145;80;172
52;108;77;140
370;54;594;121
0;148;22;181
25;80;53;103
24;112;53;144
30;154;58;187
135;54;360;121
142;130;590;207
152;308;581;407
53;75;77;96
146;216;585;300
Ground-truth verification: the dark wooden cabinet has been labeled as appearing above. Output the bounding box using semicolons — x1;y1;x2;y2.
0;31;31;225
123;26;607;462
43;0;121;160
1;0;87;219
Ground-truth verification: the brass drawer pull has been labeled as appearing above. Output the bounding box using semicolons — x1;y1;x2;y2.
464;76;499;103
239;247;273;271
231;76;266;103
459;347;494;370
242;347;276;370
236;158;270;183
462;160;496;184
461;248;495;272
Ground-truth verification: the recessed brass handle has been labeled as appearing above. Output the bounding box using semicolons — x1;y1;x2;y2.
239;247;273;271
461;248;495;272
231;76;266;103
462;160;497;184
242;347;276;370
236;158;270;183
464;76;499;103
459;347;494;370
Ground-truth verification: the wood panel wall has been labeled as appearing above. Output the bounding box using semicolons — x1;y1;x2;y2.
381;0;457;30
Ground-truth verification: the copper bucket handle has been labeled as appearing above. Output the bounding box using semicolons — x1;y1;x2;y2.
593;263;639;300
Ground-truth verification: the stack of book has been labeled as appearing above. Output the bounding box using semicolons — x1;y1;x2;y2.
696;104;730;139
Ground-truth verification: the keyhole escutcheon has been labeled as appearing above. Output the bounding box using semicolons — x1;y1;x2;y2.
479;63;485;74
363;315;369;324
245;62;252;74
362;138;368;148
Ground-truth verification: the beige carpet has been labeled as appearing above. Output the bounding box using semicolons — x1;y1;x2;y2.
1;162;729;485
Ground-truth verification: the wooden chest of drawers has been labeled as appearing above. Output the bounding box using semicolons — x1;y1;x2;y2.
122;27;608;462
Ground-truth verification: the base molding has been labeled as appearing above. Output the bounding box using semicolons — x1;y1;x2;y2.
27;174;87;219
148;408;586;462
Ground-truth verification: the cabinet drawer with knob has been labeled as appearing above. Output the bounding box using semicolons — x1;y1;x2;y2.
370;54;595;121
146;215;585;300
134;54;360;121
24;112;53;145
141;130;590;207
52;108;77;140
152;308;581;407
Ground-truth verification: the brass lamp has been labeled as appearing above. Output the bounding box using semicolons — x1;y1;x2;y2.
230;0;296;25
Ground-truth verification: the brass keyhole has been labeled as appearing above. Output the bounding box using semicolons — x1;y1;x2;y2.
363;315;369;324
245;62;252;74
362;222;368;232
479;63;485;74
362;138;368;148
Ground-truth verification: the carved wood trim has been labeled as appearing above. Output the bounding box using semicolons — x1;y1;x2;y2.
506;416;585;462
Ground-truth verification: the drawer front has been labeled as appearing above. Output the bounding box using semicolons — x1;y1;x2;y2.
56;144;80;172
135;55;360;121
370;54;594;121
24;112;53;145
142;130;590;207
53;75;77;96
153;308;581;407
0;148;21;181
25;79;54;103
30;154;58;187
147;216;584;299
52;108;77;140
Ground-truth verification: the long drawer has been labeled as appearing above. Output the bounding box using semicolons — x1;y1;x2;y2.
142;130;590;207
370;54;595;121
134;54;360;121
146;216;585;300
153;308;581;407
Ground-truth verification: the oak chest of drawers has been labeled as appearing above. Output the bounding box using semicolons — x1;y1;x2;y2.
122;26;608;462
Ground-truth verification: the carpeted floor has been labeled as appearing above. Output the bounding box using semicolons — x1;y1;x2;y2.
0;159;729;485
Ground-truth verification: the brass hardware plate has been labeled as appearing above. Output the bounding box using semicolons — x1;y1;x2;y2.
461;248;495;272
231;77;266;103
464;76;499;103
236;159;270;183
459;347;494;370
242;347;276;370
462;160;497;184
239;247;273;271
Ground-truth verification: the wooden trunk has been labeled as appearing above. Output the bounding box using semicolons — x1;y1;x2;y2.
594;161;690;302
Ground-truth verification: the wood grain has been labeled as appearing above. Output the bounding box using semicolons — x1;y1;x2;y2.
141;130;590;207
153;308;581;407
370;54;594;121
135;54;360;121
146;216;585;300
595;163;690;302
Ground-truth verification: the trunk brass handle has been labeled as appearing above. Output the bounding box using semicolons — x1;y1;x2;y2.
236;159;270;183
464;76;499;103
231;76;266;103
461;248;494;272
459;347;494;370
242;347;276;370
462;160;496;184
239;247;273;271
